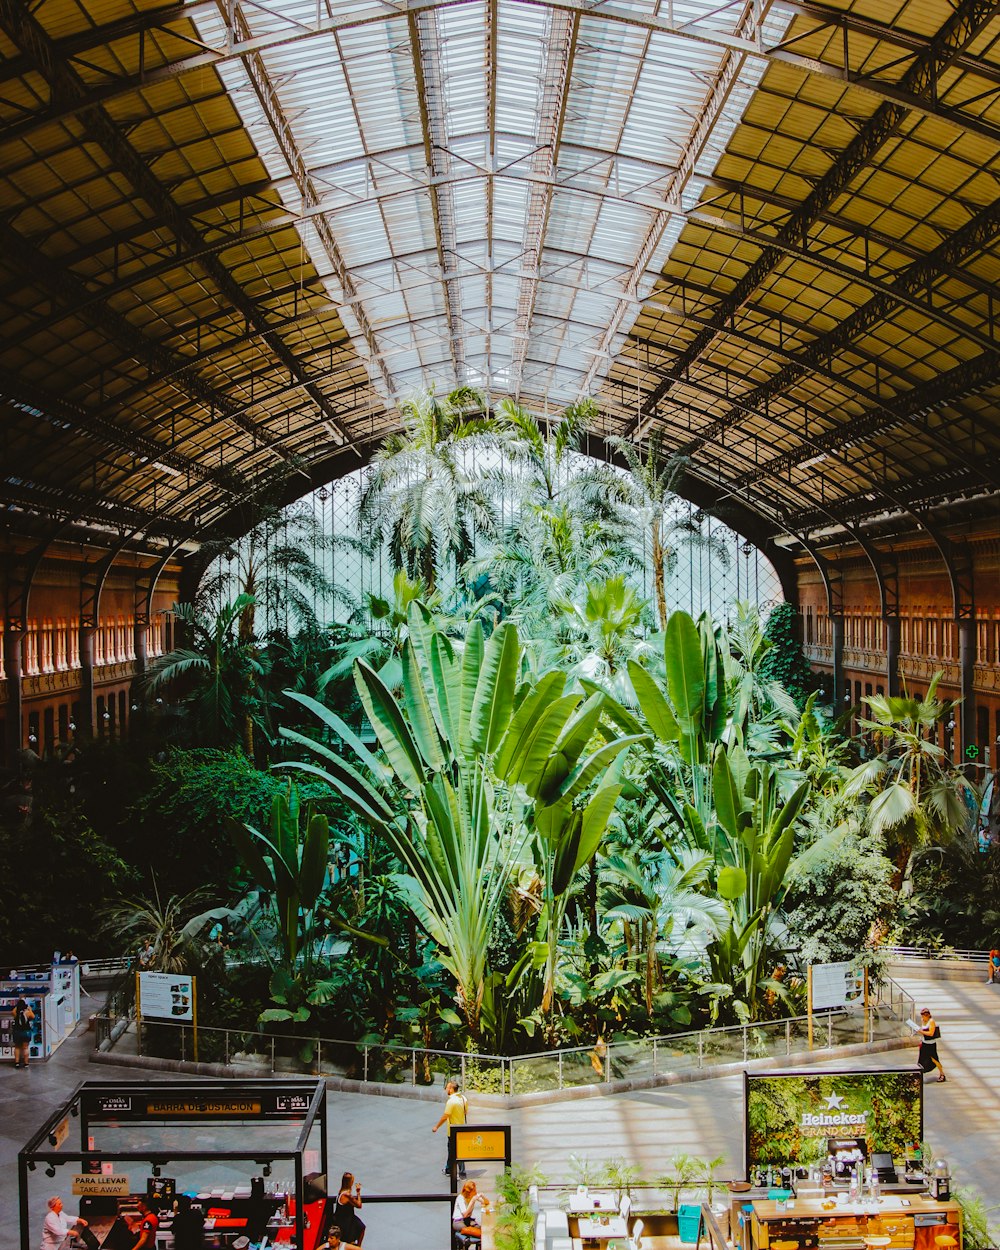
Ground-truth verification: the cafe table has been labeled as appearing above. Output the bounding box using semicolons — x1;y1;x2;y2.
568;1192;619;1214
576;1214;629;1242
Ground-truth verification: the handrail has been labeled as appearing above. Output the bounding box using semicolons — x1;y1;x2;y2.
95;992;908;1094
700;1200;729;1250
887;945;989;962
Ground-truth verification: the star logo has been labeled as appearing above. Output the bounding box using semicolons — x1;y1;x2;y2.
825;1093;846;1111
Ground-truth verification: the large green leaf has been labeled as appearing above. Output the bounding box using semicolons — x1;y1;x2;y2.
558;734;646;801
278;758;394;828
281;690;389;784
401;643;446;770
494;670;568;778
354;659;425;793
712;749;744;839
458;620;484;757
514;694;583;796
298;811;330;909
470;621;521;754
226;816;274;892
431;632;462;746
575;783;622;873
627;659;679;743
664;610;705;735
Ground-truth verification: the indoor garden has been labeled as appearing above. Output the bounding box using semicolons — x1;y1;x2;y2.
2;389;994;1072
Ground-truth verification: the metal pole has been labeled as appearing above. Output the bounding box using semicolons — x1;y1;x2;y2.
271;1036;275;1073
412;1049;417;1085
698;1032;704;1069
364;1046;369;1083
558;1051;563;1089
827;1014;833;1048
653;1037;658;1076
742;1026;748;1064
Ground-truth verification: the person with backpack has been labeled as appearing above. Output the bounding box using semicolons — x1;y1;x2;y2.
12;996;35;1069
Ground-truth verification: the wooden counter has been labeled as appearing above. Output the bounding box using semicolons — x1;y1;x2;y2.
751;1193;962;1250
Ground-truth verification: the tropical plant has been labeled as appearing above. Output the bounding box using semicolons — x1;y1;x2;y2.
357;385;497;590
100;884;228;972
844;674;978;890
146;594;260;752
278;605;644;1037
587;433;728;631
227;785;330;969
759;601;817;709
493;1165;547;1250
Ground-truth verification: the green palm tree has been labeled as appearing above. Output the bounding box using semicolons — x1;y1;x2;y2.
357;385;497;591
100;884;227;972
844;673;977;890
146;594;259;752
587;433;729;631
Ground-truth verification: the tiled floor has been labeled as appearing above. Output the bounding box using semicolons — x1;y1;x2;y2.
4;973;998;1247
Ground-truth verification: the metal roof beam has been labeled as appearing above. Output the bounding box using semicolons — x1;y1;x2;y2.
5;0;1000;150
639;0;1000;421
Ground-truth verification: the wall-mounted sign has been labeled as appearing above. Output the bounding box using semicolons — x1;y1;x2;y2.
94;1096;132;1114
72;1174;130;1197
137;972;194;1022
51;1117;70;1150
273;1093;312;1113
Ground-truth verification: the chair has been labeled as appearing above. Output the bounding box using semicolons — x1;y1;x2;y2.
629;1216;644;1250
934;1237;958;1250
619;1194;632;1224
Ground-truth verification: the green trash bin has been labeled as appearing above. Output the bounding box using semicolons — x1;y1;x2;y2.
678;1204;703;1244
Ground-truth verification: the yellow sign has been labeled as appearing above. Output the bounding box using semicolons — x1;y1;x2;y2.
455;1129;507;1161
52;1117;70;1150
146;1099;261;1116
72;1174;130;1197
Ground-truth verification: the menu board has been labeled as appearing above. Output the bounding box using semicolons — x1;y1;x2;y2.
138;972;194;1022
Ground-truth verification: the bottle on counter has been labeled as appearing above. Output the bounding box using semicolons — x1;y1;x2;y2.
849;1166;858;1203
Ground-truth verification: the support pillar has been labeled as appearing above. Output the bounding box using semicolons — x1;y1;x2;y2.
133;618;148;677
958;619;976;767
78;626;95;738
831;614;845;709
3;627;24;767
885;616;901;698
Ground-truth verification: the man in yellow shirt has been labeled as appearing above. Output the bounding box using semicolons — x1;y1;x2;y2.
432;1079;468;1178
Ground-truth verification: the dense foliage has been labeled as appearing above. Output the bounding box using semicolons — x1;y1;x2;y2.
6;389;990;1054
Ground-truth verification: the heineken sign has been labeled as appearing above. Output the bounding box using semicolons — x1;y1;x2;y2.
745;1068;922;1174
800;1093;869;1134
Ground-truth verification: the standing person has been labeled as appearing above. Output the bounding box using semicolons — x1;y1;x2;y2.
432;1079;468;1178
126;1197;159;1249
12;996;35;1069
917;1006;946;1082
39;1197;88;1250
987;948;1000;983
170;1195;205;1250
333;1172;365;1246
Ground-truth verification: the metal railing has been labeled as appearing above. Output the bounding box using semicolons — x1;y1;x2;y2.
94;974;913;1094
888;945;989;963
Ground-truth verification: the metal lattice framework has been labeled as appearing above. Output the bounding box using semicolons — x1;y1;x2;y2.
1;0;999;601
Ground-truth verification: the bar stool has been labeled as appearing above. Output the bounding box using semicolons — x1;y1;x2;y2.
934;1236;958;1250
865;1236;891;1250
772;1239;799;1250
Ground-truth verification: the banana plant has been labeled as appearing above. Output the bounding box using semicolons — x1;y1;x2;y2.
278;604;644;1036
227;785;330;969
705;749;809;1020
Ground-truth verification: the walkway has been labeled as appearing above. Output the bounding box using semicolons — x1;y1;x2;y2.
4;972;998;1247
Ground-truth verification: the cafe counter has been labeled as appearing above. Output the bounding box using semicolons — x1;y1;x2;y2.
750;1193;962;1250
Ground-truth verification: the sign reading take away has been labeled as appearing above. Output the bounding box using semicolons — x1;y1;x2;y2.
72;1174;129;1197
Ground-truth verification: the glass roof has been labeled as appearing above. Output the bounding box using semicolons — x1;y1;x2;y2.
196;0;790;406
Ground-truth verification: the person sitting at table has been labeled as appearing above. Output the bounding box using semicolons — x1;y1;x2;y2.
318;1226;362;1250
333;1172;365;1246
453;1180;490;1245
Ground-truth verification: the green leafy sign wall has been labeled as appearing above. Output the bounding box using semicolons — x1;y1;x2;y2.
745;1069;922;1171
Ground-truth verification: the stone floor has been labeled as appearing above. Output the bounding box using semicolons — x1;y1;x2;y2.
3;971;998;1248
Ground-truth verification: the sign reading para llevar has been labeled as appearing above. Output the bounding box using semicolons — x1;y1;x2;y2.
72;1174;130;1197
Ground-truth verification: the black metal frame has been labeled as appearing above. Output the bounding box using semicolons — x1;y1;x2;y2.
17;1079;328;1250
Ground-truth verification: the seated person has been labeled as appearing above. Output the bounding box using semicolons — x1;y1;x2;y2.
318;1225;361;1250
453;1180;490;1244
40;1197;88;1250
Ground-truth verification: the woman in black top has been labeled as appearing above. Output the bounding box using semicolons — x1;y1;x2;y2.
11;997;34;1069
333;1172;365;1245
918;1007;946;1081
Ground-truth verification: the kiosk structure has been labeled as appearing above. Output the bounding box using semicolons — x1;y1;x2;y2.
18;1079;329;1250
1;962;81;1063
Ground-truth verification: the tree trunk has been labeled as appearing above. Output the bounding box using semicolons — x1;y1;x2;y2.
651;519;668;632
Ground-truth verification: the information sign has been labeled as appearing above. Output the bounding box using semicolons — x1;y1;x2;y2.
51;1117;70;1150
72;1174;130;1198
137;972;194;1022
810;961;861;1010
145;1097;262;1116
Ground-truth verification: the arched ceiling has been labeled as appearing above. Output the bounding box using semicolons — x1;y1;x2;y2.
1;0;999;563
